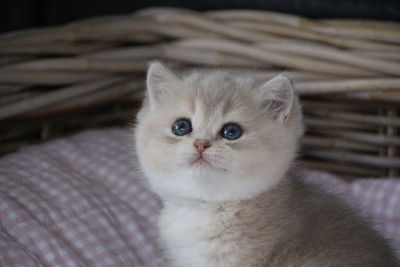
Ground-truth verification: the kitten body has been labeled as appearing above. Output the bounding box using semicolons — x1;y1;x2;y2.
160;177;396;267
135;63;398;267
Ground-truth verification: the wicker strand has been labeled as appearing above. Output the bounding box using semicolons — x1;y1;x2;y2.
0;76;126;120
0;7;399;178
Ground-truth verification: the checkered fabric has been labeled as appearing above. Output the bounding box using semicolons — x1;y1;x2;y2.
0;128;399;266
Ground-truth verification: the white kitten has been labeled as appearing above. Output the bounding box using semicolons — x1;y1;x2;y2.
135;62;398;267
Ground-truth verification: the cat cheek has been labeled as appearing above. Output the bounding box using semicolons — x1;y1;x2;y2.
164;136;180;144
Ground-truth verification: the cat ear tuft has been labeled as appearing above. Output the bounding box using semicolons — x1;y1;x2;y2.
258;75;294;122
146;61;179;104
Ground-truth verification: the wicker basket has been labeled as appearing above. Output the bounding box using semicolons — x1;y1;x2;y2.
0;8;399;179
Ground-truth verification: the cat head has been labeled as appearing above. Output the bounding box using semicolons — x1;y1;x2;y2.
135;62;304;202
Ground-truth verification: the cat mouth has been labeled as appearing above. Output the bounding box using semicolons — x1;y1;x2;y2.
190;155;212;167
188;154;227;172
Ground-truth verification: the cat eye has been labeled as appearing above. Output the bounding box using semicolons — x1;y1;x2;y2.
172;118;192;136
220;123;243;140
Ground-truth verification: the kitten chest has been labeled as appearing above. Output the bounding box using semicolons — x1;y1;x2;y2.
159;201;266;267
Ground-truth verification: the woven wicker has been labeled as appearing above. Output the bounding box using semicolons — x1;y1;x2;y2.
0;8;399;179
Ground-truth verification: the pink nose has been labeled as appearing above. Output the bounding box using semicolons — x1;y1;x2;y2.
194;139;211;153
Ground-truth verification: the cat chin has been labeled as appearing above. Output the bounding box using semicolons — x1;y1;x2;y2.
190;161;228;173
144;166;285;202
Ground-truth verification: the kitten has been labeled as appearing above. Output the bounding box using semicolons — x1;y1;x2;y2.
135;62;398;267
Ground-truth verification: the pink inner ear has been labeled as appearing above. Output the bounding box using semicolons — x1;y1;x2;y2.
146;62;179;103
148;72;164;89
259;75;294;121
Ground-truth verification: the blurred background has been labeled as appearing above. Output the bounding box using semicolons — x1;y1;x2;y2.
1;0;399;33
0;0;399;179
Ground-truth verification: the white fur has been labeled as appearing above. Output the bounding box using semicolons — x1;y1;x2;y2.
159;199;257;267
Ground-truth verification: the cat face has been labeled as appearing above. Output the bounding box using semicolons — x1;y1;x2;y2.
135;62;304;201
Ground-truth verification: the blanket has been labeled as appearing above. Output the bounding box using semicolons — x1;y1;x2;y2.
0;128;399;266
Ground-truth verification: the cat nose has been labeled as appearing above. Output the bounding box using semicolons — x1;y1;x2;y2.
194;139;211;153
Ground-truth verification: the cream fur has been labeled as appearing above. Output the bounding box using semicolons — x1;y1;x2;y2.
134;63;398;267
135;62;302;266
136;63;303;202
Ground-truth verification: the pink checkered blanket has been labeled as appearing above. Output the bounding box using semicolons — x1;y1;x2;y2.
0;128;399;266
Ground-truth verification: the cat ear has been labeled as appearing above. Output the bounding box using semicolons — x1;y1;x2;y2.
146;62;179;104
258;75;294;122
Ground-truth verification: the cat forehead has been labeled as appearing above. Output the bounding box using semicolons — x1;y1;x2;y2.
184;71;255;92
176;85;254;116
161;91;250;119
161;89;257;129
149;70;261;122
180;72;256;105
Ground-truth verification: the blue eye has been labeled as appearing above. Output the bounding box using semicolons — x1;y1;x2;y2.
172;119;192;136
220;123;242;140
